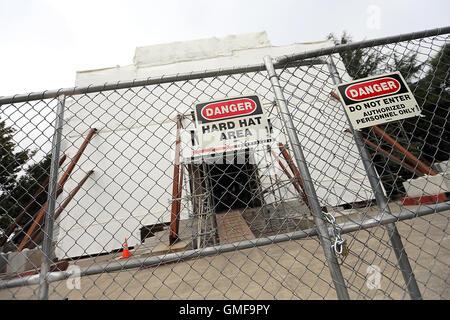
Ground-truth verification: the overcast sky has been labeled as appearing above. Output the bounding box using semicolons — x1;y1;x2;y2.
1;0;449;96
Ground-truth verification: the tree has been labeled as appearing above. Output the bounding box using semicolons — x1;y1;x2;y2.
0;118;51;239
328;32;386;79
387;52;423;83
328;32;422;82
0;119;32;231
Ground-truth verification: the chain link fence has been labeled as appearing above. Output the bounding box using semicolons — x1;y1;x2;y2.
0;27;449;300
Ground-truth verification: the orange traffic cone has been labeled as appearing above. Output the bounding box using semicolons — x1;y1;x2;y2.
121;238;131;259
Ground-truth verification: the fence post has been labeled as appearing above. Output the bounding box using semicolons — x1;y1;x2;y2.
264;55;350;300
38;95;65;300
327;56;422;300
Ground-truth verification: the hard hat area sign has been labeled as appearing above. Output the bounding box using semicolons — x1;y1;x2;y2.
336;71;421;129
193;95;271;155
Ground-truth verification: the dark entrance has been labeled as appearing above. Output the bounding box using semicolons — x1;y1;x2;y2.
206;150;262;213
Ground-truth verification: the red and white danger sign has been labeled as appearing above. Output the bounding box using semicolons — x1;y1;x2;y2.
193;95;271;155
336;71;421;130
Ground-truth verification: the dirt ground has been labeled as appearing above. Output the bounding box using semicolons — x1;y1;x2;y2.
0;202;448;300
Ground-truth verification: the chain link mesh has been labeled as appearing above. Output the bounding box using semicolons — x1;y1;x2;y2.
0;29;449;300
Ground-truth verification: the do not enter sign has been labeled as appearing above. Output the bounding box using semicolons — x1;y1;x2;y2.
336;71;421;130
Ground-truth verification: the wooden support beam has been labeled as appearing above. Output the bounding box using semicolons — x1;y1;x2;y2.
16;190;62;251
277;143;310;208
270;150;305;201
169;117;182;245
57;128;98;188
26;170;94;248
0;155;67;247
371;125;437;176
350;130;425;177
16;129;97;251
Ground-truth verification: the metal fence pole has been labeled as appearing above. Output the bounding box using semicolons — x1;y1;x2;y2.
38;96;65;300
264;55;350;300
327;56;422;300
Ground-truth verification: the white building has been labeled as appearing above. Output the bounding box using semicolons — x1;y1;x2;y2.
55;32;375;259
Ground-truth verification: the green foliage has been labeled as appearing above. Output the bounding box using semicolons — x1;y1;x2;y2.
3;154;51;220
328;32;423;82
0;119;51;235
0;214;11;232
387;52;423;83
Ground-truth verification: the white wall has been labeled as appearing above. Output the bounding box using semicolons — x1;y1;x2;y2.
55;33;375;259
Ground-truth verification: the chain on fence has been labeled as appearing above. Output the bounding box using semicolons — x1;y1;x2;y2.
0;27;449;300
